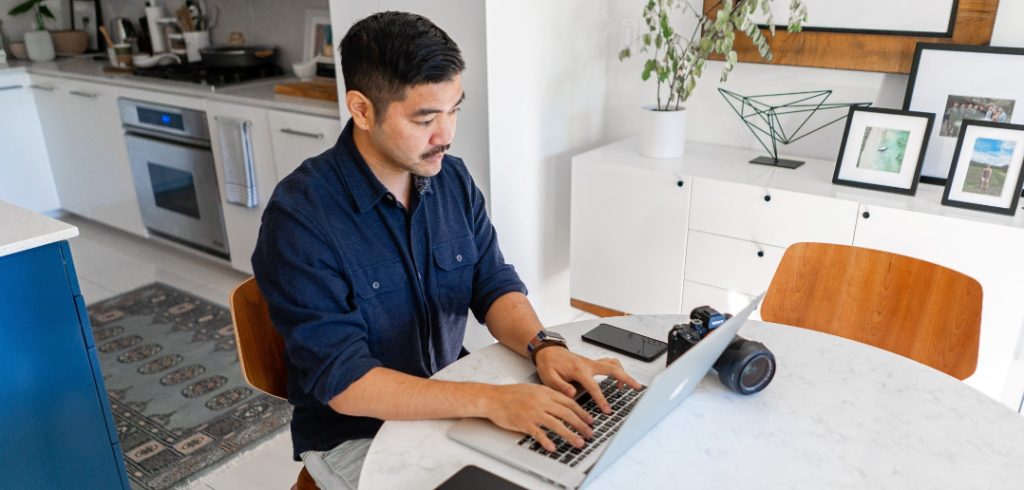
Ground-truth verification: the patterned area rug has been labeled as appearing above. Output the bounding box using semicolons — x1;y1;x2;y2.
88;282;292;490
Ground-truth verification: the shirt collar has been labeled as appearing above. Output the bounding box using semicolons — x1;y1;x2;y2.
335;119;433;214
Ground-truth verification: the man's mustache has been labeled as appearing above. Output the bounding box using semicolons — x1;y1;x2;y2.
421;144;450;160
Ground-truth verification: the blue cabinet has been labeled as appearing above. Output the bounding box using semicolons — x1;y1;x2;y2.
0;240;129;489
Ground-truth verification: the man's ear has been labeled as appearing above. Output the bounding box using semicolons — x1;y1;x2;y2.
346;90;375;130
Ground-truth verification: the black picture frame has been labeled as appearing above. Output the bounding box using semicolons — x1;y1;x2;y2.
70;0;104;53
832;106;935;195
941;120;1024;215
903;42;1024;185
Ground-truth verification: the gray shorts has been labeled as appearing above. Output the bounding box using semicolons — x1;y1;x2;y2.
300;438;373;490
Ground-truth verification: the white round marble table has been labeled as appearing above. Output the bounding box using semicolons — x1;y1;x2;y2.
359;315;1024;489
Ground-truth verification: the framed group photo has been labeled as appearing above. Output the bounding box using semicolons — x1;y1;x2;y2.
942;120;1024;215
903;43;1024;184
833;107;935;195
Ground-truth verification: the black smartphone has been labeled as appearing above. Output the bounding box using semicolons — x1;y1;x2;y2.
581;323;668;362
435;465;528;490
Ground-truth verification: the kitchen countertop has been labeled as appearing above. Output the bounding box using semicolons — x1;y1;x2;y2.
0;200;78;258
0;56;341;118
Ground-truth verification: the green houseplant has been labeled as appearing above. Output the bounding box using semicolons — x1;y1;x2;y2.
8;0;56;61
621;0;807;158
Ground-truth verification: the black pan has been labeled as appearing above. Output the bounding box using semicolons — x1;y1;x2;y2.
199;45;277;68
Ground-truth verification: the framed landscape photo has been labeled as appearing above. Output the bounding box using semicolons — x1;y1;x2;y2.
942;120;1024;215
833;107;935;195
903;43;1024;184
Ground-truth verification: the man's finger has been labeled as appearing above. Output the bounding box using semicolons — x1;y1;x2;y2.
542;414;585;448
577;375;611;414
541;368;577;398
592;358;644;391
549;402;593;439
529;425;557;453
555;394;595;427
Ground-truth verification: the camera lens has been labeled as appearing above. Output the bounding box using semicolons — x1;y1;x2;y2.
713;337;776;395
738;354;774;393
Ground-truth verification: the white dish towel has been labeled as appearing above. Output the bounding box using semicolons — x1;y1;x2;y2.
216;116;258;208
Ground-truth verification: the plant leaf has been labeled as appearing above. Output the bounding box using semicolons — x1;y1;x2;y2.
7;0;40;16
39;4;55;19
619;48;631;61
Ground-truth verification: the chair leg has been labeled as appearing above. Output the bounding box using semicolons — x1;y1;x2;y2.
293;466;318;490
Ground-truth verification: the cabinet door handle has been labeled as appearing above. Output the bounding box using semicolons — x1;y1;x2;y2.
676;180;684;188
756;250;765;258
280;128;325;140
862;211;870;219
763;194;772;202
29;84;55;92
69;90;98;98
0;84;23;92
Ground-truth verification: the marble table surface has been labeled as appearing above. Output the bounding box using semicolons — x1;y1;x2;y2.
360;315;1024;489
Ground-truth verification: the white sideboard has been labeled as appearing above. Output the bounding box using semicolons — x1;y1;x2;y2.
570;138;1024;411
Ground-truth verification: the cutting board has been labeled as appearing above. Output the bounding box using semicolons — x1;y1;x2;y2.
274;80;338;102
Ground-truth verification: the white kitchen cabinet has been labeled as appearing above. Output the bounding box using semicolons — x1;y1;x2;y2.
205;100;277;274
684;231;785;297
31;75;146;236
570;160;690;315
267;109;341;181
0;73;59;212
853;204;1024;409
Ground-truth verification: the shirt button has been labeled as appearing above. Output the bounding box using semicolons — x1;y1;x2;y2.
456;254;463;263
372;281;380;290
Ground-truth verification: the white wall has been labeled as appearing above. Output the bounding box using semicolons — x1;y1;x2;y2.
604;1;1024;162
486;1;609;326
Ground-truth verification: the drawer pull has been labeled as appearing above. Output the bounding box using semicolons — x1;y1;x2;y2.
757;250;765;258
29;84;55;92
862;211;870;219
763;194;772;202
676;180;684;188
281;128;324;140
0;84;23;91
69;90;97;98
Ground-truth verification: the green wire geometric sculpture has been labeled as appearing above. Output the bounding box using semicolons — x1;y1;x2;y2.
719;88;872;169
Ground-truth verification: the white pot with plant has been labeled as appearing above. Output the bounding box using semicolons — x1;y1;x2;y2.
8;0;56;62
620;0;807;159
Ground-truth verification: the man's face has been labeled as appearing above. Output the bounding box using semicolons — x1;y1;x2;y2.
368;75;464;177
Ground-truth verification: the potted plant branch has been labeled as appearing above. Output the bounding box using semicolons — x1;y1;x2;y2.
7;0;56;61
620;0;807;158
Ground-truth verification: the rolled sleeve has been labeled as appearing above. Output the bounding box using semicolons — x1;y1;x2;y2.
252;202;381;405
467;183;528;324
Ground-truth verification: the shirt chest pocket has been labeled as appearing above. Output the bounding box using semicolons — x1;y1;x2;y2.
354;260;406;300
432;236;479;312
353;260;410;350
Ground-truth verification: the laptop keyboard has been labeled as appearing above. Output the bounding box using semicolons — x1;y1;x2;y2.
515;377;644;468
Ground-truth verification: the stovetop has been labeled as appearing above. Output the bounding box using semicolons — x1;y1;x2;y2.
132;62;284;88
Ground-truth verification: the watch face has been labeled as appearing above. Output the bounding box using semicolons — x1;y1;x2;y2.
544;330;566;342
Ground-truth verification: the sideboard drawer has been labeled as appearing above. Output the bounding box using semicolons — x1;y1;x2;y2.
689;177;859;247
685;231;784;297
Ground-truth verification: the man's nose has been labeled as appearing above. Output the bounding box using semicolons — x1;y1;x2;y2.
430;114;456;146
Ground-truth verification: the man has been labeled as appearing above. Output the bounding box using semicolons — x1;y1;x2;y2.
252;11;640;489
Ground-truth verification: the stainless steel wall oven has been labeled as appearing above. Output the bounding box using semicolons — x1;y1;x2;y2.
119;98;230;259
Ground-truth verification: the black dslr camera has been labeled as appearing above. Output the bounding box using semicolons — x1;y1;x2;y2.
666;306;776;395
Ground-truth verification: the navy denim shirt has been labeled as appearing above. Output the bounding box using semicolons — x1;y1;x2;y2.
251;119;526;459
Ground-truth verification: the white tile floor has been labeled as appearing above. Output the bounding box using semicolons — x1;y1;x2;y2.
63;214;302;490
65;212;598;489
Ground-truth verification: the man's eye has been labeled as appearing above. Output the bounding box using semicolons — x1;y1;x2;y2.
452;107;462;114
418;119;434;126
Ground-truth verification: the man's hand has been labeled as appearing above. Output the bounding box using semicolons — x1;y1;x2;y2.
535;347;643;414
483;383;595;452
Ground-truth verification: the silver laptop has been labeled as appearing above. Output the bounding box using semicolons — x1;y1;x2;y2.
448;294;763;489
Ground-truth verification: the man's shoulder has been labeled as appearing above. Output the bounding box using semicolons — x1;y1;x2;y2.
270;150;342;212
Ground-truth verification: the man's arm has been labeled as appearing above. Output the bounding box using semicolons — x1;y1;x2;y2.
327;367;594;451
483;292;643;413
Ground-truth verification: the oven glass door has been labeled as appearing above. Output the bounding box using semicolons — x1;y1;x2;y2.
125;133;229;257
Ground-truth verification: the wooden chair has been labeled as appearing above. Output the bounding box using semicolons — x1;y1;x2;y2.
230;277;317;490
761;242;982;380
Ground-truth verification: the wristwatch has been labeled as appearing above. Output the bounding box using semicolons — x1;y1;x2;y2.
527;330;568;365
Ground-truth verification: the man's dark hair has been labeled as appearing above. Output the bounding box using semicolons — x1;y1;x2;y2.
340;11;465;118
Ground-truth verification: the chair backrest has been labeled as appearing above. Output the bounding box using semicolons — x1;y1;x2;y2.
230;277;288;399
761;242;982;380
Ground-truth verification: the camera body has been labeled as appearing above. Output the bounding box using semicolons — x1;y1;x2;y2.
667;306;776;395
